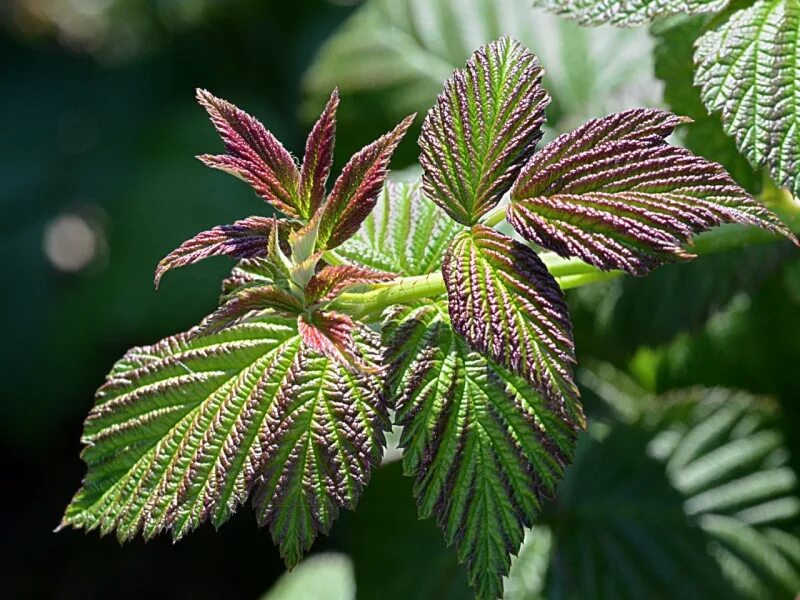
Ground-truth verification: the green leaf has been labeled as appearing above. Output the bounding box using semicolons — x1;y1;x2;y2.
531;0;728;26
337;180;462;277
419;38;550;225
442;225;582;422
507;108;796;275
61;313;389;568
695;0;800;196
384;301;579;599
260;553;355;600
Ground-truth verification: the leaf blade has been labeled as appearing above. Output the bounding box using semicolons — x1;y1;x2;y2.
298;89;339;219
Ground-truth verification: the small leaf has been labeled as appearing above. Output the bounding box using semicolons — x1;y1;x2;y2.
201;286;304;334
384;301;579;599
419;37;550;225
298;311;375;372
695;0;800;196
508;108;797;275
196;90;301;217
531;0;728;26
442;225;582;420
155;216;287;287
305;265;396;305
298;89;339;219
316;115;415;250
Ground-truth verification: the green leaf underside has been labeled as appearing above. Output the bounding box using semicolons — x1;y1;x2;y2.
442;226;583;426
337;181;462;276
695;0;800;196
531;0;728;26
62;314;389;568
384;301;578;599
507;108;796;275
419;37;550;225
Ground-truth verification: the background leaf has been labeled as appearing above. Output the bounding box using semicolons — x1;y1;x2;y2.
531;0;729;27
260;553;355;600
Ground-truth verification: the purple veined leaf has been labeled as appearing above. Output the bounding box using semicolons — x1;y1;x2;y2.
419;37;550;226
442;225;581;418
298;89;339;219
196;89;301;217
298;311;378;373
316;114;416;251
508;108;799;276
155;216;291;287
199;285;304;335
305;265;396;305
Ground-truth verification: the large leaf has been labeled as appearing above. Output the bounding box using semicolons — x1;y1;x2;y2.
419;38;549;225
260;553;355;600
531;0;728;26
695;0;800;196
442;225;581;418
337;180;462;276
507;108;796;275
384;301;579;599
61;313;389;568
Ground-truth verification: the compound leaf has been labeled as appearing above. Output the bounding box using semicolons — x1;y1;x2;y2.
531;0;728;26
508;108;797;275
384;301;579;599
419;37;550;225
695;0;800;196
442;225;581;420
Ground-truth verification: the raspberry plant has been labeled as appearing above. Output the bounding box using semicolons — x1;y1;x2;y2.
61;38;797;599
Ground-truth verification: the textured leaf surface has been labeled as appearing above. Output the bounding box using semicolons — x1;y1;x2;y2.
61;314;388;568
305;265;396;305
508;108;796;275
316;116;414;250
337;181;462;276
531;0;728;26
419;38;549;225
695;0;800;196
298;89;339;219
196;90;301;217
201;286;304;334
384;301;579;599
442;226;581;418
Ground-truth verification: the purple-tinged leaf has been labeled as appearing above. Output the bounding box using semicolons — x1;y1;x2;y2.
316;115;415;250
442;225;581;418
199;286;304;335
419;37;550;225
298;311;377;372
298;89;339;218
305;265;396;305
196;89;301;217
508;108;798;275
155;216;289;287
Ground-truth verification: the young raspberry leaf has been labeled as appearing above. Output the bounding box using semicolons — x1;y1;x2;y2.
442;225;580;415
384;301;580;599
316;115;415;250
531;0;728;26
60;313;388;569
200;286;304;334
419;37;550;225
508;108;798;275
196;90;301;217
298;311;375;372
155;216;288;287
337;181;463;276
305;265;396;305
298;89;339;218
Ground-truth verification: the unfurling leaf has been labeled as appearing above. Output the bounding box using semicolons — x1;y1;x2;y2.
61;313;389;569
305;265;396;305
442;226;582;424
201;286;304;334
507;108;798;275
384;301;579;599
155;216;287;287
531;0;728;26
298;311;375;372
695;0;800;196
196;89;301;217
316;115;415;250
419;37;550;225
298;89;339;219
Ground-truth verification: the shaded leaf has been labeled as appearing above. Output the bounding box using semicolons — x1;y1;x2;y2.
695;0;800;196
442;225;581;421
532;0;728;26
317;115;415;250
508;108;797;275
260;553;355;600
384;301;579;599
305;265;396;305
196;89;301;217
419;38;550;225
298;89;339;219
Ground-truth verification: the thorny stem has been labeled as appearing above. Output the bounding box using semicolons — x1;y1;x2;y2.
330;188;800;322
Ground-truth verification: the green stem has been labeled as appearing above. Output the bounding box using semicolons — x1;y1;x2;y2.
481;204;508;227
